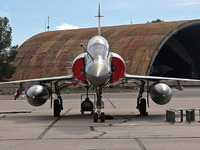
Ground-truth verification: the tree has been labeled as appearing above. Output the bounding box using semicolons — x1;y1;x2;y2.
147;19;164;23
0;17;18;81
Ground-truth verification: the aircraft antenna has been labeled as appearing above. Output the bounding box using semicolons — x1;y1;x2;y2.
130;17;133;25
80;43;94;60
95;3;104;36
45;20;46;32
47;16;50;31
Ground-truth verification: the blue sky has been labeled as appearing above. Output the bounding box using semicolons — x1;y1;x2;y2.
0;0;200;46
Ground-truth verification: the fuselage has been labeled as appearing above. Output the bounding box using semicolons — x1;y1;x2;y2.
72;35;125;87
85;36;111;86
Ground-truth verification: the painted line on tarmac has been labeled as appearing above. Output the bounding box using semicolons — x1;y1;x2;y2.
0;110;33;114
135;138;147;150
107;98;116;108
37;108;72;140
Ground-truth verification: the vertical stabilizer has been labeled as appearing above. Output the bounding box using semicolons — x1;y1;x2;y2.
95;3;104;36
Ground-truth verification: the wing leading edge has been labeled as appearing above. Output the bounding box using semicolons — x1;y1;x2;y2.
0;74;75;85
123;73;200;82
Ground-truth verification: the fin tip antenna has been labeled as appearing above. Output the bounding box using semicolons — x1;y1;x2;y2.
95;2;104;36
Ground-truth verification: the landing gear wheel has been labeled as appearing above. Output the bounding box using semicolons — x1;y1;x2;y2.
81;110;84;115
93;87;106;123
139;98;148;116
93;113;98;122
54;99;61;117
100;112;105;122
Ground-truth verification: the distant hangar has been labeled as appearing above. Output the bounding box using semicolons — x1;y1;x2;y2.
12;20;200;80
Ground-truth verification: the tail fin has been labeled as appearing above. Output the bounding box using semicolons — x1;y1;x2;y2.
95;3;104;36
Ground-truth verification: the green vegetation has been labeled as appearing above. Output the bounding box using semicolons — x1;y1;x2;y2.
147;19;164;23
0;17;18;80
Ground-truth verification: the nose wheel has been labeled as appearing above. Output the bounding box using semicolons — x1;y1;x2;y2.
93;88;105;123
93;111;105;123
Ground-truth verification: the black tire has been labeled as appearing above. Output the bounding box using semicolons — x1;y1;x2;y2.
81;110;84;115
93;113;98;122
139;98;148;116
54;99;60;117
100;113;105;122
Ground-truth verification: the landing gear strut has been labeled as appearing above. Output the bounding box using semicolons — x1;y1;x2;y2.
53;81;64;117
93;88;105;122
137;81;148;116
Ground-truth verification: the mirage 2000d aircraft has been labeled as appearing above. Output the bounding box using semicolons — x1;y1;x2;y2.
1;4;200;122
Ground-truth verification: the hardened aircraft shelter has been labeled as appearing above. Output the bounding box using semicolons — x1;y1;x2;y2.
12;20;200;80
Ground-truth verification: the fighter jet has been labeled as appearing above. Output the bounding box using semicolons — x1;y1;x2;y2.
0;3;200;122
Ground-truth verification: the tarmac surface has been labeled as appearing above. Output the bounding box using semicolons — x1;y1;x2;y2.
0;87;200;150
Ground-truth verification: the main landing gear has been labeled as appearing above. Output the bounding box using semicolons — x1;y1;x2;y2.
81;86;108;122
53;81;64;117
93;88;105;123
54;99;61;117
137;81;148;116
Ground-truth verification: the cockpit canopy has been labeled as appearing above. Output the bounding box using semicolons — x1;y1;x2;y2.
87;36;109;59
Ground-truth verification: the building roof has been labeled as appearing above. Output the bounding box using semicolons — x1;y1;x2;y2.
11;20;200;80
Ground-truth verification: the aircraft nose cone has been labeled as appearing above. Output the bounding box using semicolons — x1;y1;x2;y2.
86;63;110;86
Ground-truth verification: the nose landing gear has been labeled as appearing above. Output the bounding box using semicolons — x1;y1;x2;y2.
94;111;105;122
93;88;105;123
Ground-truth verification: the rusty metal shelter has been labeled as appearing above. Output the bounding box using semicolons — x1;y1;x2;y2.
11;20;200;80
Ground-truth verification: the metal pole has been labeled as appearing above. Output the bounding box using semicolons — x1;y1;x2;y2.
47;16;50;31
